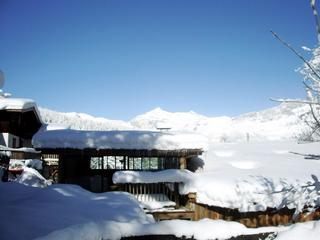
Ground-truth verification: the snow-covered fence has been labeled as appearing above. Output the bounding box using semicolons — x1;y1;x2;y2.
191;202;320;228
121;182;180;207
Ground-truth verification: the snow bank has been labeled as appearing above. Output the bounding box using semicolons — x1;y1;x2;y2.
16;167;49;187
275;221;320;240
113;169;194;184
37;218;284;240
0;183;150;240
32;127;208;150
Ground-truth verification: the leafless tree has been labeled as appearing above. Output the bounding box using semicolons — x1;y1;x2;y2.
271;0;320;141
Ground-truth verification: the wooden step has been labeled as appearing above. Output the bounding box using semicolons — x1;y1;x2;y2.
150;209;195;221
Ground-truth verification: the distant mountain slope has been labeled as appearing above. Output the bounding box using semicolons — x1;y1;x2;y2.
39;103;309;142
39;107;132;131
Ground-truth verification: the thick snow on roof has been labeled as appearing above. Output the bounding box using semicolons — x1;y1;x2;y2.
0;145;40;153
32;126;208;150
0;97;37;111
113;169;194;184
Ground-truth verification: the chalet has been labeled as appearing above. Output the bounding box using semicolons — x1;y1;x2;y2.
32;128;206;193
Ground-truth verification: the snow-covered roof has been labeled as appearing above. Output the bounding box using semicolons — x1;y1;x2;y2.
0;145;40;153
0;97;37;111
32;126;208;151
0;97;43;129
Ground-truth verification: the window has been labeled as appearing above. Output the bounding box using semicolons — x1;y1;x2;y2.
90;157;103;169
90;156;179;170
90;156;125;170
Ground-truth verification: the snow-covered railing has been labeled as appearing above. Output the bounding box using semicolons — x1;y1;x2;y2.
121;182;180;207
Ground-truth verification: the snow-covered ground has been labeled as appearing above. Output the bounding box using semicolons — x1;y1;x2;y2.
1;179;320;240
0;180;290;240
0;182;151;240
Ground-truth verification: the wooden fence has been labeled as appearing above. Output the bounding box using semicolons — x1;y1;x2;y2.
121;182;180;207
190;202;320;227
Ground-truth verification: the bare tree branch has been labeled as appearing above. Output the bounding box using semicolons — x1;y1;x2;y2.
310;0;320;41
270;30;320;83
303;80;313;91
310;104;320;126
270;97;320;105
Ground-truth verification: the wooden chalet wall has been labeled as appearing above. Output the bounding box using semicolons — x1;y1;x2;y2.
189;202;320;227
0;108;42;140
41;148;203;193
58;153;92;190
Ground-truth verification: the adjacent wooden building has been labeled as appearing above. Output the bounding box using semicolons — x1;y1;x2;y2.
0;98;42;148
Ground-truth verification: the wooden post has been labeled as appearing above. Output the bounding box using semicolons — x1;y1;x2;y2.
174;182;180;208
179;157;187;169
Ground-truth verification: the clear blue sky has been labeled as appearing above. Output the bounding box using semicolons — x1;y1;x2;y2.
0;0;317;120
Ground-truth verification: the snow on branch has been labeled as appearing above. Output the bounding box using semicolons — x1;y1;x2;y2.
270;30;320;83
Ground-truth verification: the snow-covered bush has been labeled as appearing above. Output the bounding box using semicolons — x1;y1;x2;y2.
16;167;50;188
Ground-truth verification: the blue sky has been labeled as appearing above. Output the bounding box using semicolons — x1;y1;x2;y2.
0;0;317;120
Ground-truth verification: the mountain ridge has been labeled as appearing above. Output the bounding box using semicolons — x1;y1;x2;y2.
38;103;309;142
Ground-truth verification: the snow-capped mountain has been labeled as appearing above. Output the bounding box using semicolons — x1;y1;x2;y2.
39;107;132;131
38;103;309;142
